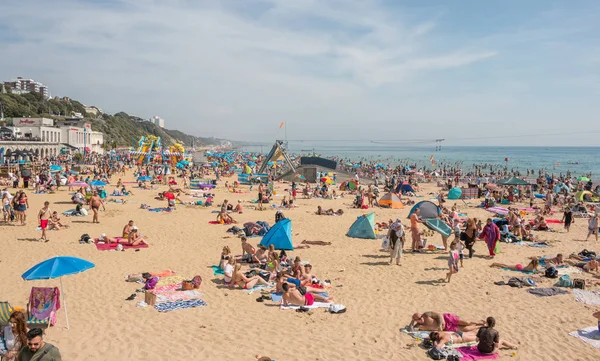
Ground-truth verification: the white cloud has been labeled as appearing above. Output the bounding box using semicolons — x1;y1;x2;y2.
1;0;595;145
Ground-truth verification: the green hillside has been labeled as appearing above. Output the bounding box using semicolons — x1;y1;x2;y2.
0;92;223;148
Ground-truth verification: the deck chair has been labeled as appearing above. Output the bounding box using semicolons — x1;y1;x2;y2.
27;287;61;328
0;301;15;326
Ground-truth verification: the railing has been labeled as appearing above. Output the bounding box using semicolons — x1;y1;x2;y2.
0;137;43;142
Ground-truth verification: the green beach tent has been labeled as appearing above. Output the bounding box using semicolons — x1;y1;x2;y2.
448;187;462;200
347;213;376;239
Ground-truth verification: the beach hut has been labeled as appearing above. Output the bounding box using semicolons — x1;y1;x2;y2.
378;193;404;209
347;213;376;239
260;218;293;250
408;201;440;219
448;187;462;200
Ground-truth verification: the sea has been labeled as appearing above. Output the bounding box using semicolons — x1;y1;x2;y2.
234;144;599;177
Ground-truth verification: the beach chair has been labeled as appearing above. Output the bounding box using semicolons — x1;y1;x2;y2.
0;301;15;326
26;287;61;328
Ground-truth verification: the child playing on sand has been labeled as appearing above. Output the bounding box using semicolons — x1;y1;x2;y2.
446;242;459;283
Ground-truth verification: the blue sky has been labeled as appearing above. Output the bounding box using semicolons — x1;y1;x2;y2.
0;0;598;145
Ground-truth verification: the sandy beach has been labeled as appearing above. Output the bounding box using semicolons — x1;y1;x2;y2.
1;171;599;361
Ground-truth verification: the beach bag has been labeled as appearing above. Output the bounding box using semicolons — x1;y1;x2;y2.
427;347;447;360
573;278;585;290
493;242;500;255
80;233;91;244
328;304;346;314
545;266;558;278
181;281;194;291
447;355;460;361
80;207;88;216
558;274;572;288
381;237;390;251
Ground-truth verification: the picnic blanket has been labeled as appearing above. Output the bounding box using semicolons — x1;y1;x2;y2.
569;326;600;349
280;301;331;310
527;287;570;297
211;265;225;275
154;299;206;312
456;346;500;361
574;289;600;305
94;239;148;251
270;292;328;303
155;290;203;303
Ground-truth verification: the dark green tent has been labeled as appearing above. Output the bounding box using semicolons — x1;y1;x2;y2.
498;177;529;186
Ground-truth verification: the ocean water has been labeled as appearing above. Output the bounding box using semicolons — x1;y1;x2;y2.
237;144;599;177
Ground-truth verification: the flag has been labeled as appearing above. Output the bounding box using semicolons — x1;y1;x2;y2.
430;155;435;167
279;121;285;129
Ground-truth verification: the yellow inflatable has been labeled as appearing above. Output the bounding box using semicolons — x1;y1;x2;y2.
170;143;186;165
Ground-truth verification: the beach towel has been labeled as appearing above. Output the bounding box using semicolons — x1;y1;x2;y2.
569;326;600;349
574;289;600;305
150;270;176;278
280;301;331;310
94;239;148;251
399;327;431;340
154;299;206;312
242;284;272;293
546;219;563;224
148;208;172;212
29;287;60;326
155;290;203;303
270;292;328;303
456;346;500;361
557;267;582;276
527;287;570;297
486;207;508;215
526;242;551;247
211;265;225;275
208;221;231;225
502;268;534;274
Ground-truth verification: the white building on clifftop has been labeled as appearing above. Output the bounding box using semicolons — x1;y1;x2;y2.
151;116;165;128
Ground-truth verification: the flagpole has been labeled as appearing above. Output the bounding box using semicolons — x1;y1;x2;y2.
285;123;288;148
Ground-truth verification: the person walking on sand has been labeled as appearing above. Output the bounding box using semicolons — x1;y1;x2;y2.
561;207;574;233
38;201;51;242
410;208;424;252
585;213;598;241
446;241;459;283
389;218;405;265
257;181;265;211
478;218;500;259
88;191;105;224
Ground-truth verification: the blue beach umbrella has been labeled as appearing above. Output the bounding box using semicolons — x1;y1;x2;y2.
137;176;152;181
22;256;95;329
50;165;63;172
89;180;106;187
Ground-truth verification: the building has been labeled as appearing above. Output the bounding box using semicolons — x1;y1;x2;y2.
4;77;51;99
59;122;104;154
12;118;61;143
151;116;165;128
84;106;102;116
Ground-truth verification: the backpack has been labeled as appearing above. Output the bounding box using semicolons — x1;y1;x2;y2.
558;274;572;288
573;278;585;290
427;347;447;360
545;266;558;278
80;233;91;244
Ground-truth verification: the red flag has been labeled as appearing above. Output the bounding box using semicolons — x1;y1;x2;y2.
279;121;285;129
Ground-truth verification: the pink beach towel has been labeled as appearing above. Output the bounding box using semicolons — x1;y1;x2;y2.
94;238;148;251
456;346;500;361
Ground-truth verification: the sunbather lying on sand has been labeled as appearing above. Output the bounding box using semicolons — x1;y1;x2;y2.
428;331;518;350
490;258;540;273
565;258;599;273
268;272;327;294
408;312;484;332
281;282;333;306
315;206;344;215
232;263;269;289
99;233;118;244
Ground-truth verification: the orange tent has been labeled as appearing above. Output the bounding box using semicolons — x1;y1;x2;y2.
378;193;404;209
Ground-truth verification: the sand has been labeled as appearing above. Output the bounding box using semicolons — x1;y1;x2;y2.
1;172;599;361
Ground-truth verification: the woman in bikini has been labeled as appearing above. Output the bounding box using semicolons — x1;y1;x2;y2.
127;227;147;246
428;331;518;350
231;263;269;290
490;258;540;273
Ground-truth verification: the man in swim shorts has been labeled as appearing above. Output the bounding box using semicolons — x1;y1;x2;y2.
38;201;51;242
281;283;332;307
408;311;483;332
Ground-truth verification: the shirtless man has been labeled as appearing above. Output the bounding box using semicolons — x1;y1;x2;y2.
88;191;105;223
410;208;424;252
257;181;265;211
566;258;600;273
252;245;268;264
123;220;134;238
281;282;333;307
38;201;51;242
268;272;329;294
408;312;483;332
240;237;255;263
